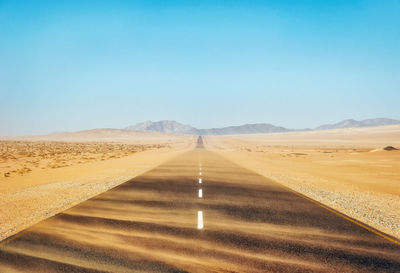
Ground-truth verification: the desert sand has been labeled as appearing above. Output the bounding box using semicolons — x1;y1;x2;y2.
0;128;190;143
204;125;400;239
0;130;195;241
1;148;399;272
1;125;399;246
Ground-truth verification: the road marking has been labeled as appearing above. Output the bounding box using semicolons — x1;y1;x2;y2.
199;178;202;184
198;189;203;198
197;211;203;229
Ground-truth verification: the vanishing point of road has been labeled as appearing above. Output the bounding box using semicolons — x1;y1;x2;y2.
0;137;399;272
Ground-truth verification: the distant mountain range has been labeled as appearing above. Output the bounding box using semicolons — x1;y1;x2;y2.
125;120;290;135
124;118;400;135
315;118;400;130
125;120;197;134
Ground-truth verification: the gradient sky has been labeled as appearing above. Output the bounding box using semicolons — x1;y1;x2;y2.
1;0;399;135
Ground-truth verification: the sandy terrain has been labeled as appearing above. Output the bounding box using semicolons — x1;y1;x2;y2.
0;128;193;143
0;130;195;241
204;125;400;239
1;147;399;272
0;141;165;179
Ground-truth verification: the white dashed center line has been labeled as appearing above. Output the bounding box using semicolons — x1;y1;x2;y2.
197;166;204;228
197;211;203;229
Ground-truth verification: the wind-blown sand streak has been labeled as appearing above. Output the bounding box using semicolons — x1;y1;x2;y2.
204;125;400;239
0;145;399;272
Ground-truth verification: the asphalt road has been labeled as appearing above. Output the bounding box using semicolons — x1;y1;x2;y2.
0;137;399;272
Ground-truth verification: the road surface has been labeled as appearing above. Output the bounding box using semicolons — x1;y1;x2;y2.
0;137;399;272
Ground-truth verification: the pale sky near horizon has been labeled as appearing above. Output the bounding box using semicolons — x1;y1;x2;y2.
1;0;399;136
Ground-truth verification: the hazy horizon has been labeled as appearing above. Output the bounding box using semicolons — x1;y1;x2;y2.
2;117;400;137
1;0;400;136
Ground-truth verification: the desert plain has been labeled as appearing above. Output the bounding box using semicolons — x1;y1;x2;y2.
0;125;399;244
0;125;399;272
0;130;399;272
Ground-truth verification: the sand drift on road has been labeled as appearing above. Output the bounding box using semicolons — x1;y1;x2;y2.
0;143;399;272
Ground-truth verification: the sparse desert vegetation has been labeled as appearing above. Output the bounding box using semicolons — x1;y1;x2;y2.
0;141;168;178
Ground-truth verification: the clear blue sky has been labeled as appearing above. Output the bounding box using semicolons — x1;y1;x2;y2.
1;0;399;135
